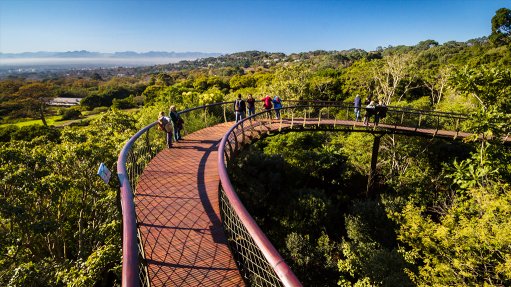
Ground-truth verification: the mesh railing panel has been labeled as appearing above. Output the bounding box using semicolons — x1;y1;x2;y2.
220;189;284;286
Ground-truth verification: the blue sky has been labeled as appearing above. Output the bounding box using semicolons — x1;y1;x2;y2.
0;0;508;54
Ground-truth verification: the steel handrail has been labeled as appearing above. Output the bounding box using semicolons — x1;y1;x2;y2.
117;122;157;287
218;115;303;287
282;99;467;118
117;101;237;287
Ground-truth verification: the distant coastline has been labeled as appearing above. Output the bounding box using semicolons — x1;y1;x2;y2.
0;57;192;66
0;50;222;74
0;50;222;59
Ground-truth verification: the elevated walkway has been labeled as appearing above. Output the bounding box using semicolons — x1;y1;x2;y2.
120;102;510;287
135;122;244;286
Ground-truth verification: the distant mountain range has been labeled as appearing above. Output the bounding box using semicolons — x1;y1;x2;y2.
0;50;222;59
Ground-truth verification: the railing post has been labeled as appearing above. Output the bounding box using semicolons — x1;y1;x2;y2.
233;127;239;151
290;109;294;129
204;107;207;126
241;121;246;144
435;115;440;135
318;109;321;127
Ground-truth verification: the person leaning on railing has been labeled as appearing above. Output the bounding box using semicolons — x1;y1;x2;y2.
157;111;173;148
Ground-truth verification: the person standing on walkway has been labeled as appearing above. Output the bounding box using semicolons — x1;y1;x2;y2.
364;101;376;126
354;94;362;121
158;111;173;148
169;105;183;141
246;94;256;117
262;94;273;118
234;94;246;123
375;100;388;126
272;95;283;119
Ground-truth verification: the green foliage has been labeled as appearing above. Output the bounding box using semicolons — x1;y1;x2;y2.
338;200;413;287
229;74;256;90
230;132;365;285
490;8;511;46
0;125;61;142
1;15;510;286
0;110;135;286
61;108;82;120
451;65;511;111
111;96;136;110
395;184;511;286
198;87;225;105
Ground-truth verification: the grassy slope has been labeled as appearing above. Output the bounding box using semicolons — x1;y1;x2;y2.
0;108;140;128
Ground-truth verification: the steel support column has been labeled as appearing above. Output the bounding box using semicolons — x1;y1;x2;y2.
367;135;382;196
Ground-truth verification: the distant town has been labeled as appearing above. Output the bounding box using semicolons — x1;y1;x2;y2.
0;50;222;78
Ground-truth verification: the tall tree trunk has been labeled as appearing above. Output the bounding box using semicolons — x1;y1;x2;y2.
39;104;47;126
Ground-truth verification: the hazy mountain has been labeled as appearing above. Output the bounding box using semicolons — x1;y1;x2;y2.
0;50;221;59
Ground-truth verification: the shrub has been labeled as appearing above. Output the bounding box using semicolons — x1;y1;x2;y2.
9;125;61;142
0;125;18;142
61;108;82;120
112;97;136;110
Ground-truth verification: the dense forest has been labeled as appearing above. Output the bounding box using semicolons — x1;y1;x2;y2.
1;8;510;286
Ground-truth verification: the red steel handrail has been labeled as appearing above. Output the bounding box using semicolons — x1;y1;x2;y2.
117;122;156;287
217;118;303;287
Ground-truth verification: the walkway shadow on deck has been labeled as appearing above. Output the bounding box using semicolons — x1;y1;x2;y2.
135;122;244;286
196;140;227;244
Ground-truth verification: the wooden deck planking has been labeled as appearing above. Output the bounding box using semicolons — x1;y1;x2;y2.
135;122;244;287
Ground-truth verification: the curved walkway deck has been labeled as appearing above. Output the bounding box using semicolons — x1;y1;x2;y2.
134;122;244;287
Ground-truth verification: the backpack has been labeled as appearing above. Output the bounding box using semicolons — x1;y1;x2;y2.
264;97;272;109
158;117;172;133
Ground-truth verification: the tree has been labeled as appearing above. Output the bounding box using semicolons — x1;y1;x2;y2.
421;65;452;105
15;82;55;126
490;8;511;46
372;54;417;104
0;111;136;286
340;58;375;99
451;65;511;112
270;64;312;100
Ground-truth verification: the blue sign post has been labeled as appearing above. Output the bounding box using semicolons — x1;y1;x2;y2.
97;162;112;184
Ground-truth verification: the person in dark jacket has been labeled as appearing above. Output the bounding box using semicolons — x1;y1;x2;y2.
364;101;376;126
169;105;183;141
234;94;246;123
246;94;256;116
375;100;388;126
354;94;362;121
